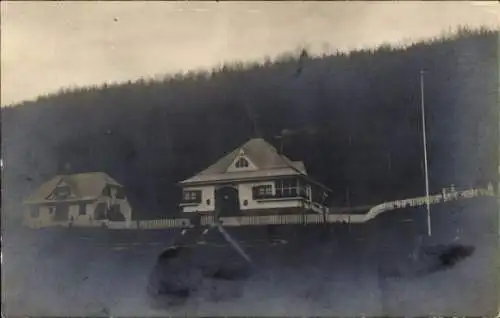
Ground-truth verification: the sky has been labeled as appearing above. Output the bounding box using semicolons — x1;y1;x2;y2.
1;1;498;106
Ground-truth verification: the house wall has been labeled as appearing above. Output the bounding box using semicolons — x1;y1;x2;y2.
23;203;90;228
23;197;134;229
181;180;304;214
23;205;62;228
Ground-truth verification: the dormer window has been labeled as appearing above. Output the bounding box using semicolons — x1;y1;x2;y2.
235;157;249;168
56;186;70;198
47;185;71;200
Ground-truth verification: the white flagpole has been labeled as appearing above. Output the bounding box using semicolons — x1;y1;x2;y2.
420;69;432;237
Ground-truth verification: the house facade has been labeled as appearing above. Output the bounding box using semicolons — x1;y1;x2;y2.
179;138;332;218
23;172;133;229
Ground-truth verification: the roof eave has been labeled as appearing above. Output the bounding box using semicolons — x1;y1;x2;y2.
301;176;333;193
178;172;305;187
177;180;188;187
23;196;100;205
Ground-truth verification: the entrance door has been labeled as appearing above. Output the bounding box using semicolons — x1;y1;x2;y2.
214;186;240;218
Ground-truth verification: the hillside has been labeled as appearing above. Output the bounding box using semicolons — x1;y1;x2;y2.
2;27;498;220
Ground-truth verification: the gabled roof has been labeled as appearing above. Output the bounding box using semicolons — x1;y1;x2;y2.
24;172;122;204
180;138;308;185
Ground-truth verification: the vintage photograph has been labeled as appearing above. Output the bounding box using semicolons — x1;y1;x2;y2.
1;1;499;316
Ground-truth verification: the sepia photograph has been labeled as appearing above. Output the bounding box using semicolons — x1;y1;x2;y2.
1;1;499;316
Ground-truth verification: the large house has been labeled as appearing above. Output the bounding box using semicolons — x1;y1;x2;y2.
23;172;132;228
178;138;332;218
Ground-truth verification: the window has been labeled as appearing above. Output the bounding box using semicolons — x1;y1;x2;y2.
94;203;107;220
235;157;249;168
258;185;273;196
184;192;195;200
30;206;39;218
252;184;273;199
50;185;70;200
115;187;125;199
79;203;86;215
182;190;202;203
206;199;211;205
108;204;125;221
275;179;300;197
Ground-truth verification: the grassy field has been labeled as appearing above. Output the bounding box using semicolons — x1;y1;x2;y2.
2;197;498;316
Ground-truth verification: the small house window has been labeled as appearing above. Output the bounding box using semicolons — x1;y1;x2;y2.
108;204;125;221
183;192;195;200
275;178;300;197
115;187;125;199
30;206;39;218
258;185;273;196
53;185;70;200
79;203;86;215
182;190;202;203
243;200;248;206
252;184;273;199
235;157;249;168
206;199;211;205
94;203;107;220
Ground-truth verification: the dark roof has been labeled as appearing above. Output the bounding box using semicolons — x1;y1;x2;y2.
24;172;121;204
180;138;308;185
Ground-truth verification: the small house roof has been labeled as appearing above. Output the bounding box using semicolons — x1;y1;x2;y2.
180;138;311;185
24;172;121;204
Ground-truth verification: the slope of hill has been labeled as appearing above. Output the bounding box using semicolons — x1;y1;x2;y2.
2;27;498;220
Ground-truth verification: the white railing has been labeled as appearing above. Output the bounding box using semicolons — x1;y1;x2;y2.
354;187;495;224
23;186;495;229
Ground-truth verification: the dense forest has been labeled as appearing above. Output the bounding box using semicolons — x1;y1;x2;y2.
2;27;498;220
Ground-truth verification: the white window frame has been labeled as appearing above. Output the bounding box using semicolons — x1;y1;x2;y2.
235;157;249;168
275;179;299;197
183;190;200;201
257;184;273;196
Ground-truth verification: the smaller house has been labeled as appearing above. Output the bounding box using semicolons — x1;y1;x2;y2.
178;138;332;219
23;172;132;229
